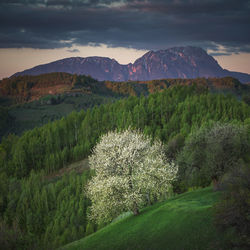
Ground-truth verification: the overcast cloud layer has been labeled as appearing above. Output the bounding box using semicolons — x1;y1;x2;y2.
0;0;250;55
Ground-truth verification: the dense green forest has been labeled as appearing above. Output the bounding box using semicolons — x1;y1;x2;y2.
0;170;93;249
1;73;249;140
0;83;249;249
1;85;249;179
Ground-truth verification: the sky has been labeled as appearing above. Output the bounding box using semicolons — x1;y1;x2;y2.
0;0;250;79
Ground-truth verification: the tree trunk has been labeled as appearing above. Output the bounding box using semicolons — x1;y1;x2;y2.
212;177;219;191
128;166;139;215
133;206;139;216
146;193;152;206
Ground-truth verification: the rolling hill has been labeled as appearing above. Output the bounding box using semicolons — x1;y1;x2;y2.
0;73;249;140
62;187;229;250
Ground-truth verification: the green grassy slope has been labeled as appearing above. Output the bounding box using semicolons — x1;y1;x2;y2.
6;93;115;136
62;187;228;250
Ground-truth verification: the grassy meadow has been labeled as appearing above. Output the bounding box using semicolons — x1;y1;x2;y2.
63;187;230;250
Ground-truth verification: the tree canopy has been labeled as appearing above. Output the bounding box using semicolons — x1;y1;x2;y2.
177;123;250;190
87;129;178;224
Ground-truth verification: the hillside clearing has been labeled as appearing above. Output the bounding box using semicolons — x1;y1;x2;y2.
45;158;89;181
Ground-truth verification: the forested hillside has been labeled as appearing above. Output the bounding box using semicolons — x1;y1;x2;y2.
0;84;249;249
1;85;250;179
1;73;249;140
1;73;248;104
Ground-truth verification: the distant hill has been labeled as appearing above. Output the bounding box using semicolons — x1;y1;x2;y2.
1;73;249;104
1;72;249;141
13;46;250;83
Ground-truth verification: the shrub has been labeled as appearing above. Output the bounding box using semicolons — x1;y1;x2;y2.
214;165;250;248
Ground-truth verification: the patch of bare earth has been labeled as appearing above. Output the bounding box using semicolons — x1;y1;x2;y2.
30;84;71;101
45;158;89;181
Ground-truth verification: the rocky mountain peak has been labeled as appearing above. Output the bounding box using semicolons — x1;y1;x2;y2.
13;46;250;83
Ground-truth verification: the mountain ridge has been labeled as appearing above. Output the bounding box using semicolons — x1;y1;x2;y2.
13;46;250;83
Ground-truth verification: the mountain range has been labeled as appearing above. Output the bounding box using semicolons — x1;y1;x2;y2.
13;46;250;83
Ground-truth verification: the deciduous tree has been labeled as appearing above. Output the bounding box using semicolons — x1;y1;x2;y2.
86;129;178;224
177;123;249;190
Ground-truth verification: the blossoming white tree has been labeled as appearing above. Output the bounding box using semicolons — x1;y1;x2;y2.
86;129;178;224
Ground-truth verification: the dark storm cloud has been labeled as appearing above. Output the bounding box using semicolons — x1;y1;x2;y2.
0;0;250;53
209;52;232;56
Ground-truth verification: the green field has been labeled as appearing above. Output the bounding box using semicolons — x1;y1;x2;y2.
62;187;229;250
7;93;117;136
